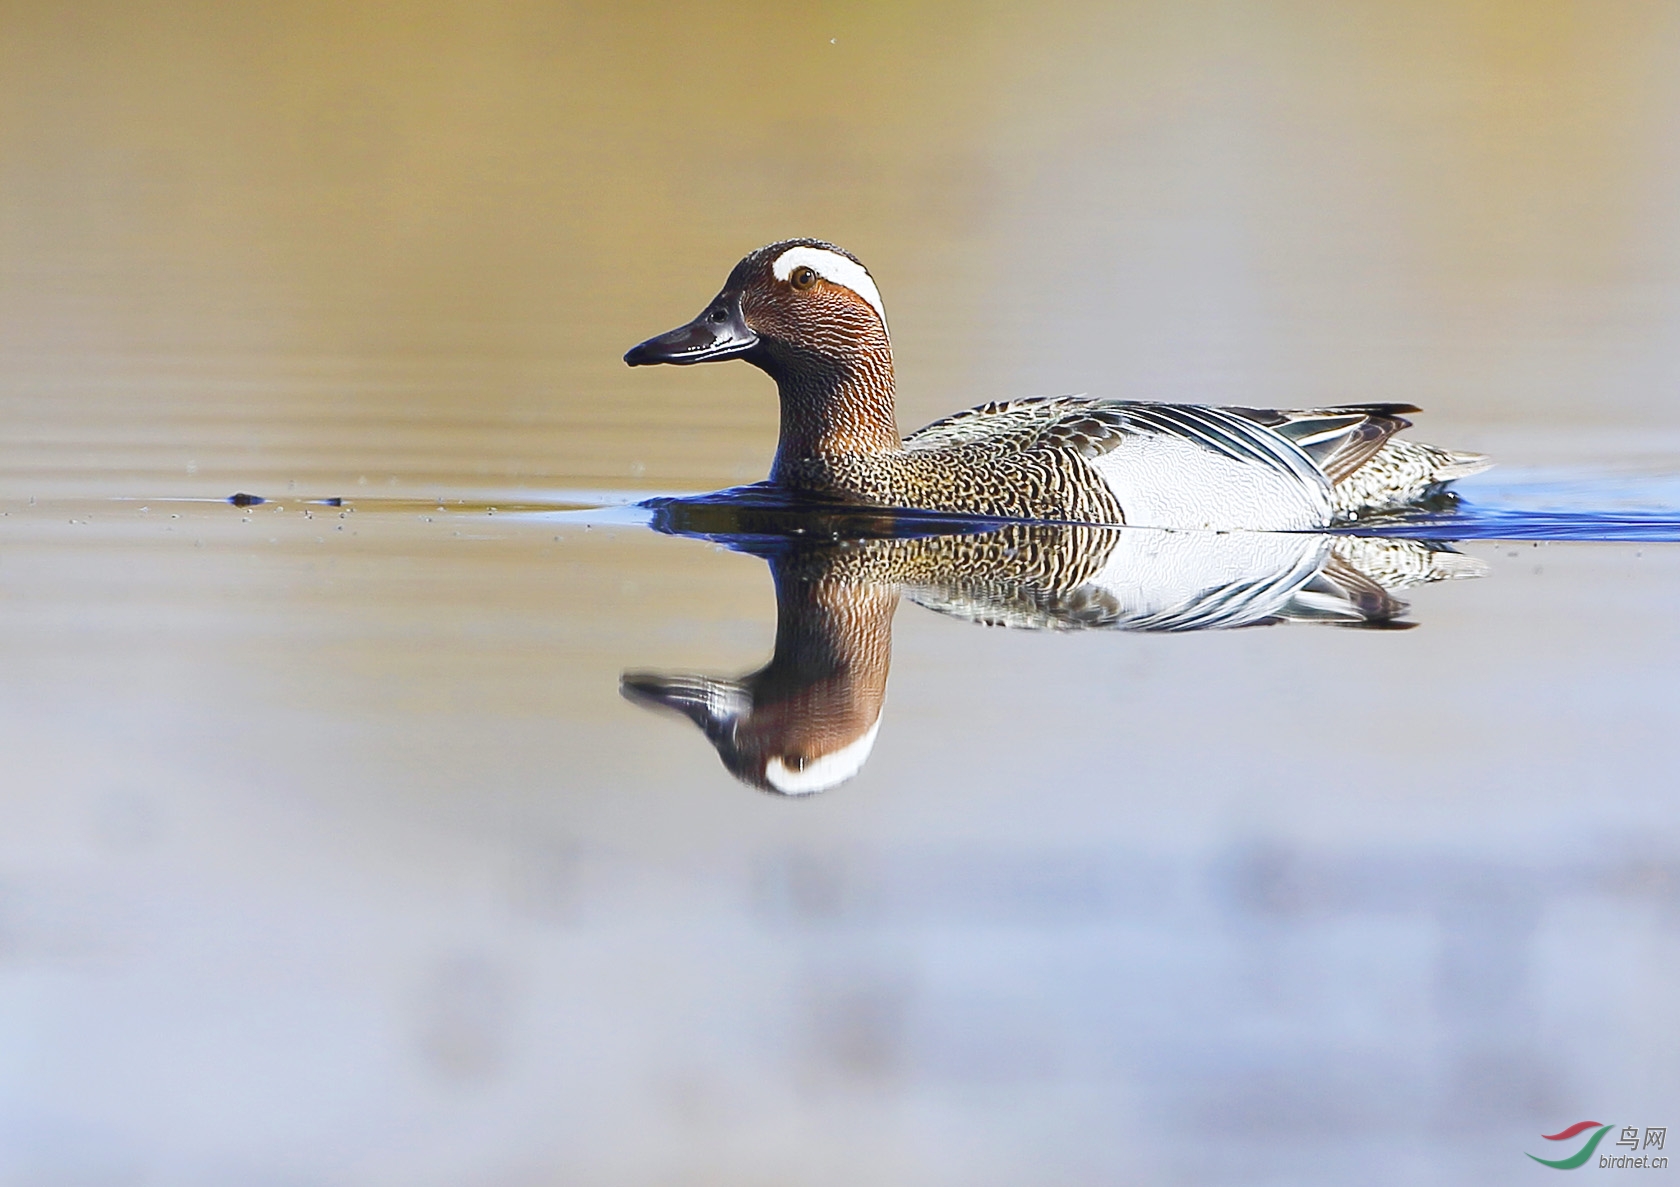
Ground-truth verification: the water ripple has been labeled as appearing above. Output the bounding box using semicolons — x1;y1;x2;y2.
1353;469;1680;542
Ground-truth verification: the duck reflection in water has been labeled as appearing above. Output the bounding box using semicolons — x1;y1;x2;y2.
622;500;1485;795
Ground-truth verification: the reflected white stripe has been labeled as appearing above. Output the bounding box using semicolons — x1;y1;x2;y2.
763;717;882;795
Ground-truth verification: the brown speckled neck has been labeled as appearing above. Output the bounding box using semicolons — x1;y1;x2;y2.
751;336;902;482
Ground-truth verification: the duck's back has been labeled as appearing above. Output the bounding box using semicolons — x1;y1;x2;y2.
902;397;1481;530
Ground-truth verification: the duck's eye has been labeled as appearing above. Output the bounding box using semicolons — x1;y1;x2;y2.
789;266;818;291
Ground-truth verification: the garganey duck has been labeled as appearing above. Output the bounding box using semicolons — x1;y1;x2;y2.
625;239;1491;530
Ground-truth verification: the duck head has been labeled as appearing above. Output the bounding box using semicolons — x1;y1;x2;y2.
624;239;901;465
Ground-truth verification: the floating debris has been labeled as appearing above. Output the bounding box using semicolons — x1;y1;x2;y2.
230;492;345;508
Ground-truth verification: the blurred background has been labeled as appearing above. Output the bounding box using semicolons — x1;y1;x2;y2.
6;0;1680;497
1;2;1677;1184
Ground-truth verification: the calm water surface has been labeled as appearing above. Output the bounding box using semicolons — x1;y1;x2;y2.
4;4;1680;1185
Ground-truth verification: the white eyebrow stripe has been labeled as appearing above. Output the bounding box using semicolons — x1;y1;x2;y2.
771;247;889;336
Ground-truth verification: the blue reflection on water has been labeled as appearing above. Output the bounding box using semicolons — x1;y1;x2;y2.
1353;469;1680;541
541;466;1680;543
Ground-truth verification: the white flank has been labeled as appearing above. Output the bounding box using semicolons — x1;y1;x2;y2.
1089;432;1332;530
763;716;882;796
771;246;889;336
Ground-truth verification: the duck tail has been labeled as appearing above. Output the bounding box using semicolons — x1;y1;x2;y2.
1332;439;1493;517
1431;449;1494;482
